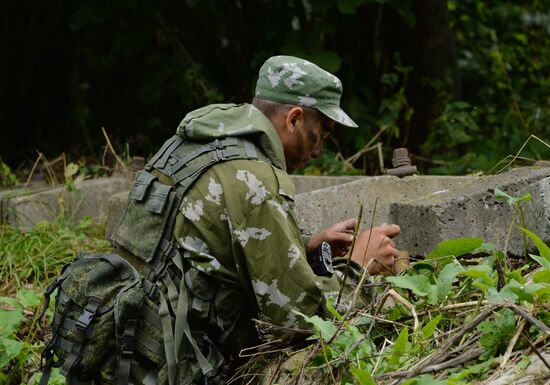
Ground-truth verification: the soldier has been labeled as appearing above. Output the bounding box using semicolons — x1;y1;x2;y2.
113;55;400;384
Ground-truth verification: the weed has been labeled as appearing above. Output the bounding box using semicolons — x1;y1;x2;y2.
0;161;18;189
0;217;110;296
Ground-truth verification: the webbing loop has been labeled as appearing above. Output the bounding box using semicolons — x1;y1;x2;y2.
117;319;137;385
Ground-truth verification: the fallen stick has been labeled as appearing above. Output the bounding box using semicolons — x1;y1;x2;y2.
401;304;502;379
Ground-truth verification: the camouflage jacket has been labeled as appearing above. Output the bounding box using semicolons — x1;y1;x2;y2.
118;104;366;384
172;104;344;351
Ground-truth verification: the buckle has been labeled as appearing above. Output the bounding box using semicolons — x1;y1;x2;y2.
75;297;100;332
212;139;226;161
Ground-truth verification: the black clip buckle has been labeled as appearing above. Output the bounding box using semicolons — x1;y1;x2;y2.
75;297;100;332
121;320;137;357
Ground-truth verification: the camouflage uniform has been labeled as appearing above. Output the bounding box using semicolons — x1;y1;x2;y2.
174;103;341;353
115;56;362;384
169;56;360;381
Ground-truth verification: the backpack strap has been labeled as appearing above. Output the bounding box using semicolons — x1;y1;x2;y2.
117;319;137;385
145;135;184;171
61;296;102;377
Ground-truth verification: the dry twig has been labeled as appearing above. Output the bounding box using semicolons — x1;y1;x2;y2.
101;127;128;172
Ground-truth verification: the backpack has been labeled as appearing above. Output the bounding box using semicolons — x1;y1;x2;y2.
38;135;267;385
38;253;149;384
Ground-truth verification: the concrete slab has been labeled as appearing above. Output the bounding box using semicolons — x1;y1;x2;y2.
518;176;550;249
1;177;132;228
294;175;478;237
389;167;550;256
290;175;365;194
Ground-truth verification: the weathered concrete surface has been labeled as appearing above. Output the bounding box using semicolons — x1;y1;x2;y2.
294;175;478;237
291;175;365;194
520;176;550;245
1;177;132;228
389;167;550;256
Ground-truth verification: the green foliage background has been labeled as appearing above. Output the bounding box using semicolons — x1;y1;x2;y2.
1;0;549;175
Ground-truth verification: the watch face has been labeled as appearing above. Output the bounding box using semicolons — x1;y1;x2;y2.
321;242;334;274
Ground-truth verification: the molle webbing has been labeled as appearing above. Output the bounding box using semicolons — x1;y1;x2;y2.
146;135;267;191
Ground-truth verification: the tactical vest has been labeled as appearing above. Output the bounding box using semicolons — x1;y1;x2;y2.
111;134;270;384
39;134;271;385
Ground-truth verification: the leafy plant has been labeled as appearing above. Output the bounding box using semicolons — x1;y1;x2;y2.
262;224;550;384
0;160;18;189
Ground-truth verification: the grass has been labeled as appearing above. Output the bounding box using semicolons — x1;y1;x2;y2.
0;217;111;296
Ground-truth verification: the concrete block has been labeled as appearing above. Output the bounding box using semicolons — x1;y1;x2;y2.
1;177;132;228
294;175;478;237
518;176;550;248
389;167;550;257
289;175;365;194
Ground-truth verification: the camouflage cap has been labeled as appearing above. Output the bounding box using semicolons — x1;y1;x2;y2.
254;55;358;128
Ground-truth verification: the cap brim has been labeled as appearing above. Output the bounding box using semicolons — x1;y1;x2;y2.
318;106;358;128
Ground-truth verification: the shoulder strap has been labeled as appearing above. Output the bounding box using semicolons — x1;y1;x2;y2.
150;136;268;192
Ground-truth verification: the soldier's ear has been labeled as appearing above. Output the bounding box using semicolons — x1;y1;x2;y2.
286;107;304;133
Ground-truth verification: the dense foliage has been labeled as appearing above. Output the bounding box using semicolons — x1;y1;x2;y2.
423;0;550;174
2;1;549;176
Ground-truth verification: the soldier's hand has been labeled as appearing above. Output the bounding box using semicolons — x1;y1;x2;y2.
350;224;400;275
308;218;356;257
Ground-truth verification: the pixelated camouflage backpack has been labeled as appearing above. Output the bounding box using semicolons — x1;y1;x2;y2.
38;130;267;385
38;252;150;384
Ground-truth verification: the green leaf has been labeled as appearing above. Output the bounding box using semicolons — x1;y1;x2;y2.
325;296;344;322
521;228;550;260
487;286;518;304
292;310;336;342
533;268;550;283
390;327;408;366
448;360;493;382
436;261;464;301
460;267;495;286
0;297;23;337
493;188;512;202
386;275;432;296
475;242;496;253
421;314;442;339
477;308;516;354
64;162;79;179
0;338;23;368
350;367;376;385
427;286;439;305
29;367;65;385
16;288;42;309
426;238;484;265
494;188;532;205
529;254;550;269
